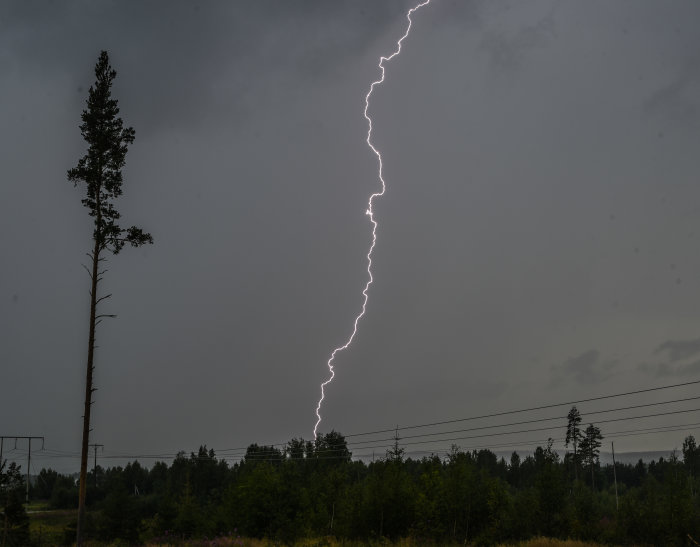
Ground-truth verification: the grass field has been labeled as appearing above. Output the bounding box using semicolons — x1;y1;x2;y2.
27;509;612;547
136;538;610;547
28;506;77;546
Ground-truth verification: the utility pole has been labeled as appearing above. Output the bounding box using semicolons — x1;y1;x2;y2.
612;442;619;511
0;436;44;503
89;444;104;489
27;438;31;503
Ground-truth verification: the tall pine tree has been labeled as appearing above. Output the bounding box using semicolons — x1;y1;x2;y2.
580;423;603;488
565;406;583;481
67;50;153;546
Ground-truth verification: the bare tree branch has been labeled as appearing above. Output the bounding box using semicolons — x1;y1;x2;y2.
96;294;112;305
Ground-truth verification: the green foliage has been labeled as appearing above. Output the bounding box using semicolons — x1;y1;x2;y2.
565;407;583;479
0;461;30;545
579;424;603;488
97;478;141;542
49;474;79;509
35;468;59;500
683;434;700;496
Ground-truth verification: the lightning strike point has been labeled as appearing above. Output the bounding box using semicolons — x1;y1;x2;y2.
313;0;432;439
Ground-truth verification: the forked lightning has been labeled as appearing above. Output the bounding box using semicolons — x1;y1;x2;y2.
313;0;433;438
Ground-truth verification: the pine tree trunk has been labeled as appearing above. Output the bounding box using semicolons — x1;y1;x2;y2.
76;236;100;546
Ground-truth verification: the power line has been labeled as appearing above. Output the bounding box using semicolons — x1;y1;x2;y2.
340;395;700;446
211;378;700;453
101;417;697;462
238;421;700;462
16;380;700;465
20;417;698;465
220;407;700;459
349;406;700;450
83;398;699;462
344;378;700;438
209;396;700;458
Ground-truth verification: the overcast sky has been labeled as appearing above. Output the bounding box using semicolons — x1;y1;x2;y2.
2;0;700;473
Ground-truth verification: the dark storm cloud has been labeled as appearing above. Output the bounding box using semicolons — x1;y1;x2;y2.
0;0;429;134
654;337;700;362
0;0;485;137
550;350;617;386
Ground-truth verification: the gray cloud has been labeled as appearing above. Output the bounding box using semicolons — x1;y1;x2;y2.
644;58;700;128
654;337;700;362
478;1;558;70
550;350;618;386
638;359;700;378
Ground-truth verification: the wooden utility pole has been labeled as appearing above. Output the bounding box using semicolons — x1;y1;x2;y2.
612;442;619;511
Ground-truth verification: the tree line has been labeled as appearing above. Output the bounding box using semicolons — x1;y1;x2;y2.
3;419;700;545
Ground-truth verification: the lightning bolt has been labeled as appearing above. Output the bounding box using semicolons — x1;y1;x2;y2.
314;0;433;438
